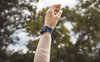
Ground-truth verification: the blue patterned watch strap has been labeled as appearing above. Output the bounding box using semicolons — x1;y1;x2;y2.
40;26;53;34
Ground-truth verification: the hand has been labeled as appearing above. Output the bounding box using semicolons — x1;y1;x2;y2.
44;6;63;30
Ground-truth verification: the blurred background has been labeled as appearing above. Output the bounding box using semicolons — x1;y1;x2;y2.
0;0;100;62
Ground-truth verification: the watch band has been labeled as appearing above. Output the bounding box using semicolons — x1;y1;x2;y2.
40;26;53;34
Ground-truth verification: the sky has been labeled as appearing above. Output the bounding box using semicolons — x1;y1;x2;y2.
36;0;78;11
7;0;78;53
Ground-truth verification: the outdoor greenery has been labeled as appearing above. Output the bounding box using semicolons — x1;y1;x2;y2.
0;0;100;62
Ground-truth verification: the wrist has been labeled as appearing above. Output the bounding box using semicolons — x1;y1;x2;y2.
44;25;55;30
42;32;51;37
40;26;53;35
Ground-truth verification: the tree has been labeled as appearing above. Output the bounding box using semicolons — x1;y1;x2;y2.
0;0;39;62
1;0;100;62
26;0;100;62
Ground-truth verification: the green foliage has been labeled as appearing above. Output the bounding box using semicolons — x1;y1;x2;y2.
0;0;38;62
0;0;100;62
26;0;100;62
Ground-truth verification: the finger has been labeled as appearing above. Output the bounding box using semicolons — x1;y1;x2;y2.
56;10;63;18
46;6;54;14
54;12;57;15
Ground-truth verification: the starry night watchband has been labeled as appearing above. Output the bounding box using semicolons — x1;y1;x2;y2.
40;26;53;34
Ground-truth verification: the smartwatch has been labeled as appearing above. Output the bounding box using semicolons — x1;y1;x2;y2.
40;26;53;34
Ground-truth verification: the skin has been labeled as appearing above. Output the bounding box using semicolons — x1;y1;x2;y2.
45;6;63;29
34;6;63;62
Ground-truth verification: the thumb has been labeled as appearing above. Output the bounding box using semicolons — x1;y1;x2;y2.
56;10;63;18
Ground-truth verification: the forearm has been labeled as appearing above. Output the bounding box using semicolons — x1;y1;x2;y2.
34;32;51;62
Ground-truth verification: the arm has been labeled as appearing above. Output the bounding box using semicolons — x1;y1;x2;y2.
34;6;63;62
34;32;51;62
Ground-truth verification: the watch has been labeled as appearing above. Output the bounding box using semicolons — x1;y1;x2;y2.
40;26;53;34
